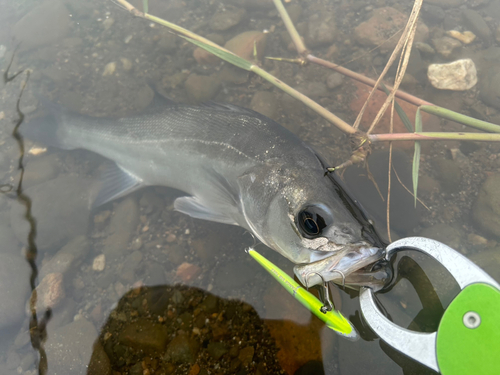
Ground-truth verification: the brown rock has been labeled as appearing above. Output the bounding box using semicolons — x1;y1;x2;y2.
193;47;219;65
224;31;267;61
176;262;202;282
118;318;169;354
354;7;429;53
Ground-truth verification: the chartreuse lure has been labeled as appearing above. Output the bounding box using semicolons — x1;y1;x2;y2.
248;248;358;340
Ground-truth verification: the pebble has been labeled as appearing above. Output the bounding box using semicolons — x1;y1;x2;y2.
93;254;106;271
120;58;132;71
446;30;476;44
102;18;114;30
354;7;429;53
32;272;65;312
176;262;202;282
416;42;435;55
165;332;200;364
118;318;169;354
432;36;462;58
224;30;267;61
207;342;228;359
427;59;477;90
102;62;117;76
462;9;492;41
210;8;246;31
102;197;139;260
40;235;91;279
472;174;500;238
306;12;336;47
479;65;500;110
326;72;344;89
184;74;221;103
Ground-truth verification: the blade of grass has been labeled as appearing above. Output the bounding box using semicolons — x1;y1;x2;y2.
142;0;148;14
412;108;422;207
421;105;500;133
380;83;413;132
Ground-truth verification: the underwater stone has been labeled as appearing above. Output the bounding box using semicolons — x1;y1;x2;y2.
472;174;500;239
165;332;200;364
427;59;477;90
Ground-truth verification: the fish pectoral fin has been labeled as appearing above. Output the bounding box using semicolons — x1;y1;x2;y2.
174;196;239;225
93;163;144;207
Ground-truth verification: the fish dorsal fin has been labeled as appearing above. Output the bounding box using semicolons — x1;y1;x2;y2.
174;196;239;225
93;163;145;207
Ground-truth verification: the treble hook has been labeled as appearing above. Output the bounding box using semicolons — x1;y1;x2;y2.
305;272;335;313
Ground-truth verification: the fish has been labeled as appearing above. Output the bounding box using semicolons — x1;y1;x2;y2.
22;98;390;289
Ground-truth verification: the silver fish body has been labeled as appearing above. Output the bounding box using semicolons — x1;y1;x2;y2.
25;101;388;288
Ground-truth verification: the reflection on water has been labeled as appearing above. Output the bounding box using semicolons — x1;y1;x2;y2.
1;0;500;374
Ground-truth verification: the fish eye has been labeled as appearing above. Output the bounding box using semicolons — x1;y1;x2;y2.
297;205;331;238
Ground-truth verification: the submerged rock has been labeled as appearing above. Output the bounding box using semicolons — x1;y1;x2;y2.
472;174;500;238
427;59;477;91
10;175;92;252
165;332;200;364
479;66;500;110
462;9;492;42
224;30;267;61
0;253;31;330
184;74;221;103
210;8;246;31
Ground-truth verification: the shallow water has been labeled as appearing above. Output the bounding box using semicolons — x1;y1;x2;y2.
1;0;500;374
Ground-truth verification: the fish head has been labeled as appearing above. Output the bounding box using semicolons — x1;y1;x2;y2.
240;162;391;289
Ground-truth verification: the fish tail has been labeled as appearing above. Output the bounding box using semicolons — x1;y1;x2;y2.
20;106;74;150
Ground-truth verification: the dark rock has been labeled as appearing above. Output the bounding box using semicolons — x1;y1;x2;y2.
120;250;143;283
306;12;336;47
166;244;187;266
184;74;221;103
207;342;228;360
295;360;325;375
462;9;492;42
238;346;254;366
165;332;200;364
40;235;90;279
200;294;219;314
421;4;445;25
10;175;92;252
102;197;139;260
44;318;98;375
434;158;462;192
0;253;32;330
250;91;279;121
118;318;169;354
472;174;500;238
419;223;463;249
210;8;246;31
295;81;329;98
479;66;500;110
88;341;112;375
13;0;71;50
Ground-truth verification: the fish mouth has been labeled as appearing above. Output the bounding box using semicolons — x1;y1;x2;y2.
293;244;391;290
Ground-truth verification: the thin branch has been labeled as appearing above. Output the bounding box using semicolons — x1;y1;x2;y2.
272;0;307;56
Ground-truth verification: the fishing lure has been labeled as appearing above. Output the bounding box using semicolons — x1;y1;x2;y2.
247;248;358;340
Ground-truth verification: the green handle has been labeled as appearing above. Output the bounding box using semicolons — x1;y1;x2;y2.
436;283;500;374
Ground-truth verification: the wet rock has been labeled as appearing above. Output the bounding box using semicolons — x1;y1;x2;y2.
326;72;344;89
0;253;31;330
432;36;462;58
416;42;435;56
32;272;65;312
434;158;463;192
120;250;143;283
10;175;92;252
166;244;186;266
176;262;202;282
354;7;429;53
92;254;106;272
421;4;446;25
462;9;492;42
184;74;221;103
45;318;99;375
207;342;228;359
427;59;477;90
306;12;336;48
0;223;20;256
165;332;200;364
210;8;246;31
40;235;91;279
472;174;500;238
295;81;329;99
22;153;61;189
118;318;169;354
479;66;500;110
13;0;71;50
446;30;476;44
102;197;139;260
426;0;465;7
250;91;279;121
224;31;267;61
88;341;112;375
419;223;463;249
238;346;254;366
193;47;220;65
